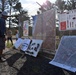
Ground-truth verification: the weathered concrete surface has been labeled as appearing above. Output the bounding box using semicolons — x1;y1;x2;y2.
0;49;26;75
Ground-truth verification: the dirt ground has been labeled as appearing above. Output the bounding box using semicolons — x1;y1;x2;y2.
0;48;76;75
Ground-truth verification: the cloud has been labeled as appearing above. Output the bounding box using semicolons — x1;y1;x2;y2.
19;0;40;16
19;0;56;16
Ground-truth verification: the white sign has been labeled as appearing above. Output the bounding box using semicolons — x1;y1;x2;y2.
14;38;23;49
49;36;76;72
67;10;76;30
21;39;31;51
59;13;67;31
25;39;43;57
59;9;76;31
23;20;29;36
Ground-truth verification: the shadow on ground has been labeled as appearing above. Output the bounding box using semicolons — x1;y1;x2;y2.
6;53;22;67
17;55;65;75
5;50;76;75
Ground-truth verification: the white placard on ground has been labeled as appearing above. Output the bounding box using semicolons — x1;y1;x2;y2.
25;39;43;57
21;39;31;51
49;36;76;72
14;38;23;49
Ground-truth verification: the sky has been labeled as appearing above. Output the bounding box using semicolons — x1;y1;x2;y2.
19;0;56;16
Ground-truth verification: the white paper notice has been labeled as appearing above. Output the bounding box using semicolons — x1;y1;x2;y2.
25;39;43;57
21;39;31;51
49;36;76;72
14;38;23;49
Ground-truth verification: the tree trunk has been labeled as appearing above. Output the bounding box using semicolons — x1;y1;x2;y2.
1;0;5;11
